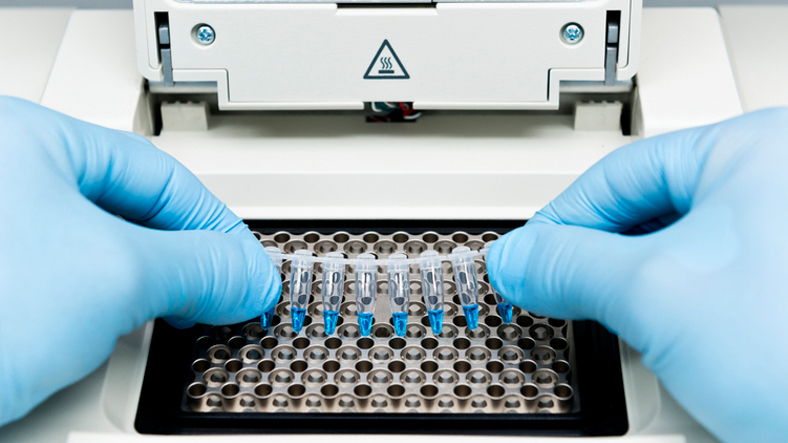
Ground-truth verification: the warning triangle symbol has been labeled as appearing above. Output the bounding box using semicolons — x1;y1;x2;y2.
363;40;410;80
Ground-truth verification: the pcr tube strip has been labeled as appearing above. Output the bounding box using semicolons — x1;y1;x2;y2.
261;245;509;336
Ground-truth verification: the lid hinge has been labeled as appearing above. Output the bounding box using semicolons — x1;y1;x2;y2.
157;18;173;87
604;11;621;86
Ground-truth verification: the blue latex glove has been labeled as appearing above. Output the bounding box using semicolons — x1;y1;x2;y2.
0;97;281;426
488;108;788;442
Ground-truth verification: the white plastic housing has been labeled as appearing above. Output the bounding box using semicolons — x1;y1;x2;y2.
133;0;641;110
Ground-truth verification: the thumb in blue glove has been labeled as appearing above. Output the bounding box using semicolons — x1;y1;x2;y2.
487;108;788;443
0;97;281;426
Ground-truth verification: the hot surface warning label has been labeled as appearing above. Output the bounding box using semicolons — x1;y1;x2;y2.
363;40;410;80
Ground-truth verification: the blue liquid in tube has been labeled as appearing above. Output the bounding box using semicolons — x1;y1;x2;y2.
462;304;479;330
427;309;443;335
323;310;339;335
358;312;374;336
392;312;408;336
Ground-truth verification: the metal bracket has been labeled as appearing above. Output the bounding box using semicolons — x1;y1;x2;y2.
158;22;173;87
160;101;210;132
604;21;620;86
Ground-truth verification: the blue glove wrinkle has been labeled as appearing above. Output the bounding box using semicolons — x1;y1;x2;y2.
128;162;181;225
57;120;242;236
532;126;712;235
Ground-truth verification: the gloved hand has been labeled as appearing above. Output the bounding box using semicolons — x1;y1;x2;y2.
0;97;280;426
487;108;788;443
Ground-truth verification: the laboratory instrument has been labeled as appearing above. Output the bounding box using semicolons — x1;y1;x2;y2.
3;0;773;440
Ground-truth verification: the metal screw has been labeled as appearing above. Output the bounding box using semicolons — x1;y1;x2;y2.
561;23;583;44
196;25;215;45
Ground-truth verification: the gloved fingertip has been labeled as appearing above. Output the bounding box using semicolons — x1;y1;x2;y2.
239;241;282;321
260;257;282;312
487;232;510;267
486;228;522;298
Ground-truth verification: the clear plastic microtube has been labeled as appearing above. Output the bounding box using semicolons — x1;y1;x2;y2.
387;253;410;337
289;250;314;333
321;252;345;336
261;246;284;330
355;253;378;336
484;241;512;324
419;251;445;335
449;246;480;330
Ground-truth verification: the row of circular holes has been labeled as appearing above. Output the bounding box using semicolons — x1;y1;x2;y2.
193;362;568;410
200;361;562;389
198;354;569;389
188;392;569;416
270;321;565;346
198;358;569;390
203;332;568;363
260;235;499;259
257;231;500;248
197;381;573;404
200;354;569;382
202;321;558;352
202;329;568;365
189;381;573;412
199;332;568;374
277;240;486;258
199;351;570;377
198;335;570;377
197;358;569;396
202;350;568;378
